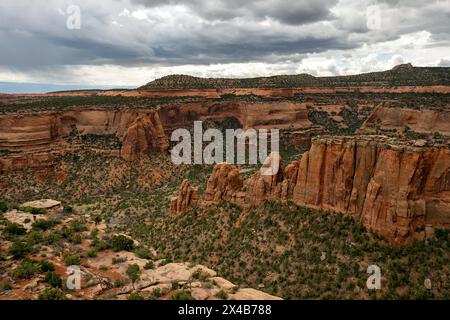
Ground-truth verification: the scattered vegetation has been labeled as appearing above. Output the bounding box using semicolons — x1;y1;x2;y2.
18;206;47;215
4;222;27;236
111;235;134;252
44;272;62;288
140;66;450;90
171;290;195;300
126;264;141;283
128;292;144;300
0;200;8;213
38;288;66;300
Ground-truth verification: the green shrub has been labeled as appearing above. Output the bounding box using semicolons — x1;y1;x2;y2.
63;205;73;214
114;278;125;288
128;292;144;300
171;291;194;300
19;206;47;215
90;228;99;238
38;288;65;300
159;258;171;266
150;287;162;299
3;222;27;236
44;272;62;288
93;216;102;224
59;225;73;239
87;248;98;257
68;234;82;244
38;260;55;272
215;289;228;300
126;264;140;283
0;201;7;213
191;269;209;281
13;259;38;279
2;282;12;291
144;261;154;270
62;252;81;266
111;235;134;252
9;241;32;259
91;238;110;251
435;229;448;241
32;219;55;231
44;233;60;245
133;247;150;259
70;220;87;232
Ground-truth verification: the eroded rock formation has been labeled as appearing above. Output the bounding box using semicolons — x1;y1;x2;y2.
169;180;200;215
157;101;312;132
200;136;450;245
360;106;450;135
120;113;169;161
204;163;244;204
291;136;449;243
0;109;170;170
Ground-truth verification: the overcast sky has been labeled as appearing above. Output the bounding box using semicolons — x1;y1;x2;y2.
0;0;449;91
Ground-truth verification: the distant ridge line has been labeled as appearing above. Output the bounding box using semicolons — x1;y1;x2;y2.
139;64;450;90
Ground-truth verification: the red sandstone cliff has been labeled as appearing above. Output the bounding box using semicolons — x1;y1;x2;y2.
120;113;169;161
201;136;450;245
0;109;170;170
169;180;200;215
0;101;312;170
360;106;450;135
204;164;244;204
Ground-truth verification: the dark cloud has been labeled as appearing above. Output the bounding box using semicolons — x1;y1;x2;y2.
130;0;338;25
0;0;350;70
0;0;448;83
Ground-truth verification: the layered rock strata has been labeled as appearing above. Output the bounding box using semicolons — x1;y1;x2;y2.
169;180;200;215
201;136;450;244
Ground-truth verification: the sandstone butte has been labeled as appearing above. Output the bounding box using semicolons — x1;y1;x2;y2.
173;136;450;245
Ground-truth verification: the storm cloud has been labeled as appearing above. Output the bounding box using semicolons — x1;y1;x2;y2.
0;0;448;88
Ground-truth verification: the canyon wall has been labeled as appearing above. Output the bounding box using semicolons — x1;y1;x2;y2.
201;136;450;244
360;106;450;135
0;109;169;171
157;101;311;131
0;101;312;171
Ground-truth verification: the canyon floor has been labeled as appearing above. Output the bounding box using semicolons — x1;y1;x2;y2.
1;65;449;300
